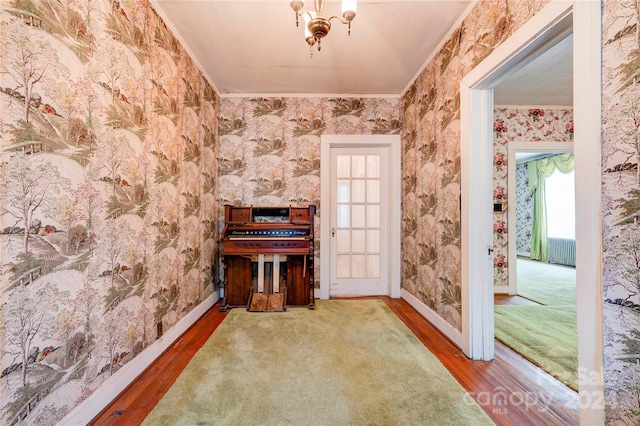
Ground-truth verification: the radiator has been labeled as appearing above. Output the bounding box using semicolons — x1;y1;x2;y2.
548;237;575;266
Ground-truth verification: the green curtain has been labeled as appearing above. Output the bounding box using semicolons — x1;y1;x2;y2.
528;153;574;262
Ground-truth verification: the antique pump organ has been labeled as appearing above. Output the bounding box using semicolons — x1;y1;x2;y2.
220;205;316;311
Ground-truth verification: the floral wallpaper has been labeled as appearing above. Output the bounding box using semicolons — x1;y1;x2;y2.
515;162;533;255
0;0;219;424
602;1;640;423
218;97;402;287
400;0;551;329
492;107;573;285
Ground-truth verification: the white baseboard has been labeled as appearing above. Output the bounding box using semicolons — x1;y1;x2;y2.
401;289;463;349
493;285;512;294
59;292;220;425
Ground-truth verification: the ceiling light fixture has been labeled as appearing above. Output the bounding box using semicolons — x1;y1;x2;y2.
290;0;357;57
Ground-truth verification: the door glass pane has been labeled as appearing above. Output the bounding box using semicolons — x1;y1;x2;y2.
352;230;365;252
352;205;365;227
367;255;380;278
367;155;380;178
337;204;350;227
337;155;350;177
333;149;387;285
337;255;350;278
337;180;350;202
336;230;350;252
367;230;380;253
367;205;380;227
367;180;380;203
352;180;365;203
352;155;365;177
352;255;365;277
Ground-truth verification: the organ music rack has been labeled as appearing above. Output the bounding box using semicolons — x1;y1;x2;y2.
220;205;315;311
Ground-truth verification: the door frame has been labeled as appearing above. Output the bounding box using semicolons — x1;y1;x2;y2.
320;134;401;300
504;141;574;295
460;0;603;423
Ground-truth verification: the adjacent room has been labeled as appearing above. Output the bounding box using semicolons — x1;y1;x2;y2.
495;150;578;390
490;31;578;392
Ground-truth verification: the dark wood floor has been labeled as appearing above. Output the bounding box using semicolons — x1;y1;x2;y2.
90;296;578;425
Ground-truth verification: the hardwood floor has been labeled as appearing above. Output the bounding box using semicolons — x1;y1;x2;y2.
494;293;541;306
90;297;578;425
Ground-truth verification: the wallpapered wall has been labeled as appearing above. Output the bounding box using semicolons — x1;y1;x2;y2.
0;1;219;424
399;0;639;421
515;162;533;255
400;0;552;329
218;97;402;287
492;107;573;286
2;0;639;423
602;1;640;423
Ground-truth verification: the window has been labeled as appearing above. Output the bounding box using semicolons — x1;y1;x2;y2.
545;169;575;239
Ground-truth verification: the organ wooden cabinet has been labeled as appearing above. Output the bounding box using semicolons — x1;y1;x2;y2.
220;205;315;311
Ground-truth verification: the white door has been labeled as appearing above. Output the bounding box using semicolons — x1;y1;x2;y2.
329;147;389;296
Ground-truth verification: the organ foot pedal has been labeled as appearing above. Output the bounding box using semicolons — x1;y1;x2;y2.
247;254;287;312
247;290;286;312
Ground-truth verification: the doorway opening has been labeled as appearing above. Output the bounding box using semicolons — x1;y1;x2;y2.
488;28;577;388
319;134;401;300
497;144;577;390
460;1;603;423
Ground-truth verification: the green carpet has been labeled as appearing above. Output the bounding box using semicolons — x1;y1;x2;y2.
494;305;577;390
494;259;578;390
516;258;576;306
143;300;494;425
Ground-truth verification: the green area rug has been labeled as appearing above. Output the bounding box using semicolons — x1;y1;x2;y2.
495;259;578;390
494;305;577;390
516;258;576;306
143;300;493;425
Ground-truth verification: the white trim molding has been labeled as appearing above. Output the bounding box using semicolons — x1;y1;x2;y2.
461;86;495;360
402;289;463;348
573;1;604;424
493;285;511;294
58;293;220;425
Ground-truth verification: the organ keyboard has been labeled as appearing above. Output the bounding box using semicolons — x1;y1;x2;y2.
220;205;315;311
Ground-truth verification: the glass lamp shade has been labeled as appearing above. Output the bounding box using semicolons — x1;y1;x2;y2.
303;12;314;39
290;0;304;12
342;0;356;15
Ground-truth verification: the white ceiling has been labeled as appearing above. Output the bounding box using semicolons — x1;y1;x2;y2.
151;0;573;105
151;0;472;96
494;33;573;107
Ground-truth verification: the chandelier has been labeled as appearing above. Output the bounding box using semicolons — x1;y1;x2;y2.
289;0;357;57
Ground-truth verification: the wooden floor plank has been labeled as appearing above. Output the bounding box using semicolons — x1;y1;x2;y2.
494;293;541;306
89;308;229;425
90;297;578;425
